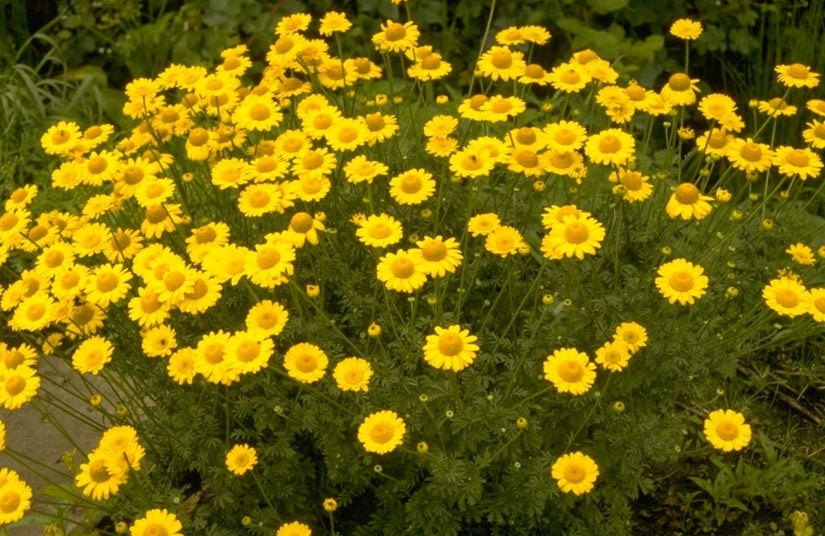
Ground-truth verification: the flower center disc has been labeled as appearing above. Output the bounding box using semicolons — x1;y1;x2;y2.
563;464;585;483
421;242;447;261
598;135;621;154
491;50;512;69
716;421;739;441
739;143;762;162
400;175;423;194
775;289;799;308
391;258;415;278
669;272;694;292
369;223;391;239
384;23;406;41
4;376;25;396
620;172;643;190
516;151;539;168
787;63;809;79
89;459;112;483
516;128;536;145
96;273;119;292
0;491;20;514
370;423;394;443
295;354;317;372
668;73;691;91
558;360;584;382
438;333;464;356
564;222;589;244
785;149;809;167
257;249;281;269
249;104;271;121
291;213;314;233
674;183;700;204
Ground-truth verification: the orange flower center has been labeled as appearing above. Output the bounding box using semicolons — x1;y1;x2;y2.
87;157;108;175
256;156;279;173
365;113;385;132
274;36;294;54
421;241;447;261
490;99;513;114
597;134;621;154
96;273;119;293
28;223;48;242
0;213;18;231
438;333;464;356
302;151;324;170
557;360;584;382
715;421;739;441
515;128;536;145
491;50;513;69
146;182;166;199
189;128;210;146
400;174;423;193
353;58;372;74
4;375;25;396
256;249;281;269
786;63;809;79
668;73;692;91
390;258;415;278
516;150;539;168
255;311;279;329
668;272;694;292
248;189;271;209
564;222;589;244
739;142;762;162
370;423;394;443
194;226;217;244
295;353;317;372
625;84;645;101
813;296;825;314
674;183;700;204
620;172;643;191
344;368;364;385
559;69;581;85
576;50;598;64
291;212;314;233
185;279;208;300
421;56;441;70
775;289;799;308
384;23;407;41
337;126;359;143
814;124;825;139
563;463;585;483
551;129;576;148
282;137;304;153
5;351;24;369
44;250;64;268
203;343;224;364
249;104;271;122
549;152;575;169
785;149;809;168
122;166;144;185
524;64;545;79
312;114;333;130
51;129;71;145
469;94;488;110
25;303;46;322
236;341;260;362
368;223;392;239
223;56;241;70
164;271;186;292
143;524;168;536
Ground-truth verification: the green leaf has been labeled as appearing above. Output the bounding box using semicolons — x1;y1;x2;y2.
589;0;630;14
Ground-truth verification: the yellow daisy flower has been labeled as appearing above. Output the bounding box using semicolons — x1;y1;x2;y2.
542;213;606;260
543;348;597;395
775;63;820;89
422;325;479;372
283;342;328;384
389;168;436;205
551;451;599;495
665;183;713;220
358;410;406;454
669;18;703;40
703;409;752;452
226;444;258;475
333;357;373;392
130;509;183;536
773;146;823;180
376;249;427;293
655;258;709;305
356;214;404;248
762;276;809;318
585;128;635;166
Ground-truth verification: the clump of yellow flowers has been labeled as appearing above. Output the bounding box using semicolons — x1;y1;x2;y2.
1;6;823;535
